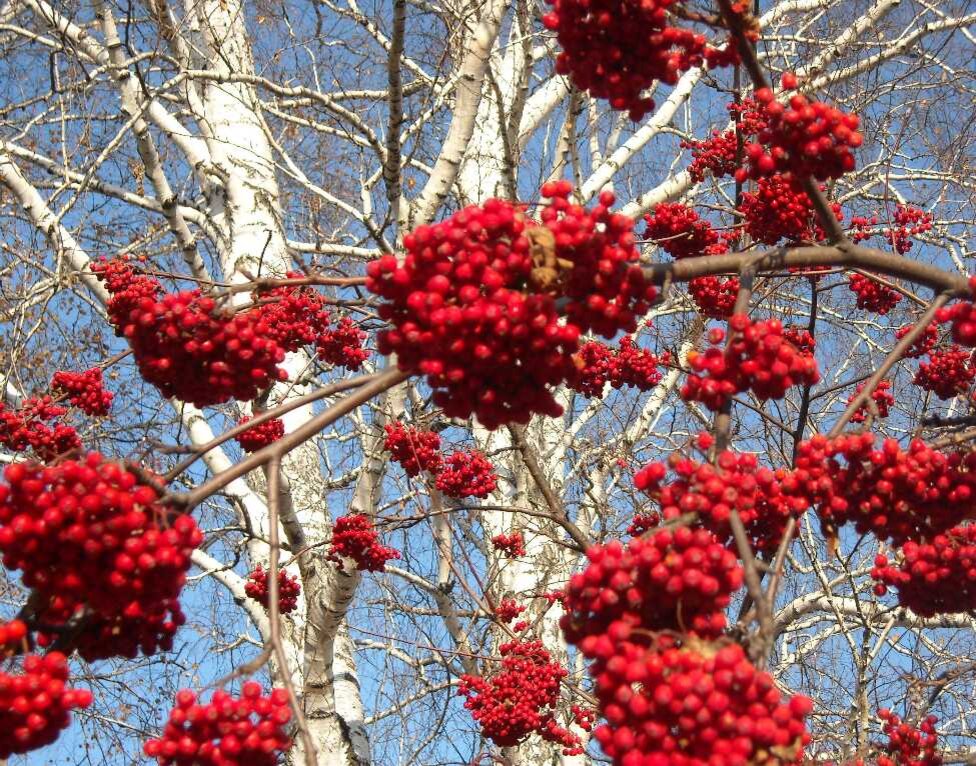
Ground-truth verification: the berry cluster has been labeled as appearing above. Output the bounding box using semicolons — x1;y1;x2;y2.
887;206;934;254
235;417;284;453
491;532;525;558
561;527;743;645
143;683;291;766
51;368;113;416
588;637;812;766
383;423;442;476
739;85;862;182
681;317;820;410
493;598;526;624
739;175;841;245
435;450;498;499
244;566;301;614
644;203;721;260
93;260;293;407
793;435;976;545
634;451;806;554
0;454;201;661
0;397;81;461
783;326;816;356
871;709;941;766
938;290;976;348
316;316;369;371
458;640;576;751
626;512;661;536
848;379;895;423
0;652;93;759
689;275;740;318
327;513;400;572
683;99;768;182
896;322;940;359
542;0;725;121
872;525;976;616
367;184;656;428
848;273;903;315
569;336;667;398
0;619;26;651
914;345;976;399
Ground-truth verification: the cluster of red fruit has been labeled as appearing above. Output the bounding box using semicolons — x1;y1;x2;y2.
896;322;940;359
0;618;27;651
739;78;862;182
913;345;976;400
848;273;903;315
683;98;768;182
681;317;820;410
589;636;812;766
0;454;201;661
541;0;732;121
569;336;667;398
793;435;976;545
458;639;579;753
0;396;81;461
493;598;526;624
143;683;291;766
435;450;498;499
848;379;895;423
244;566;301;614
93;259;368;408
872;525;976;616
938;286;976;347
51;367;113;416
739;175;841;245
0;651;93;759
235;417;285;453
383;423;443;476
561;527;743;645
491;532;525;558
643;203;740;318
869;709;942;766
634;450;805;554
316;316;369;371
327;513;400;572
366;184;656;428
851;206;934;255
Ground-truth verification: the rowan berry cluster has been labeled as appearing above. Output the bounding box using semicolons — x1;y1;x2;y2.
435;450;497;499
873;709;941;766
913;345;976;400
569;336;667;398
491;532;525;558
0;397;81;461
383;423;442;476
848;379;895;423
0;619;26;651
143;683;291;766
458;640;576;751
493;598;525;624
739;85;862;182
316;316;369;371
682;98;768;181
681;316;820;410
366;184;656;428
626;512;661;536
938;292;976;348
244;566;301;614
0;453;201;661
235;417;285;453
739;175;841;245
872;525;976;616
327;513;400;572
896;322;940;359
561;527;742;648
887;206;934;254
51;368;113;416
0;652;93;759
689;275;740;318
793;435;976;545
848;273;903;315
644;203;721;260
541;0;727;121
783;327;816;356
634;450;806;554
588;637;812;766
